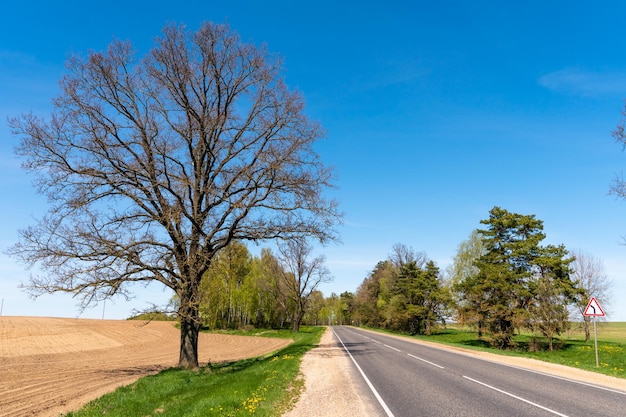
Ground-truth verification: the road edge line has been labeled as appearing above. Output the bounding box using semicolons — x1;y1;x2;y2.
333;328;396;417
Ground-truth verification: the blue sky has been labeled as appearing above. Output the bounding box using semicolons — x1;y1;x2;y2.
2;1;626;320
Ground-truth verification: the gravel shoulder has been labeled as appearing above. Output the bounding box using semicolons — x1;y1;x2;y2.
283;326;626;417
283;327;382;417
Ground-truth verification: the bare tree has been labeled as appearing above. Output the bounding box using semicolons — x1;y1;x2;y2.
389;243;427;269
570;249;612;341
276;238;332;332
7;23;340;369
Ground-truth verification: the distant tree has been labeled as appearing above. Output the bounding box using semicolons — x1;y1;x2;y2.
528;244;576;351
448;230;484;289
8;22;340;369
275;238;332;332
353;261;391;327
449;230;485;334
396;260;450;335
303;290;325;325
321;292;343;325
199;241;252;329
257;248;290;328
353;245;451;335
389;243;427;270
570;250;612;341
339;291;355;324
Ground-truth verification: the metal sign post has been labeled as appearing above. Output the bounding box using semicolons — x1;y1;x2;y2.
593;317;599;368
583;297;605;368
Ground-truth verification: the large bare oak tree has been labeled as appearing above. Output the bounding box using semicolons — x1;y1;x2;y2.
8;22;340;369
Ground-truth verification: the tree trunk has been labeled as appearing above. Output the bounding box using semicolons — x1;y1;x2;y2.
548;337;554;352
292;307;301;332
179;301;201;369
583;317;591;342
292;301;306;332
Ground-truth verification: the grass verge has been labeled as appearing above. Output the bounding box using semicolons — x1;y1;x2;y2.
63;326;324;417
367;322;626;379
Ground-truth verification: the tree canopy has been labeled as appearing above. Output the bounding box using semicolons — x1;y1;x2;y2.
456;206;576;349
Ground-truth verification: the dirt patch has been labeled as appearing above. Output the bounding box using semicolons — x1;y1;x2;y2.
0;317;290;417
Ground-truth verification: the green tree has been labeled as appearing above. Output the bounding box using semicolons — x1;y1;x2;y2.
373;260;400;328
354;245;451;335
199;241;253;329
256;248;290;328
449;230;484;289
529;275;570;351
339;291;355;325
449;230;485;334
476;207;544;348
395;260;450;335
303;290;325;325
528;244;576;350
353;261;390;327
460;207;574;349
322;292;343;325
8;23;340;369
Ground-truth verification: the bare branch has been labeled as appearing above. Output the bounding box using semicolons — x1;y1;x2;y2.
7;22;341;368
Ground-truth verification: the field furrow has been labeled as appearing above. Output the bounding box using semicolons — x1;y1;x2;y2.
0;317;290;417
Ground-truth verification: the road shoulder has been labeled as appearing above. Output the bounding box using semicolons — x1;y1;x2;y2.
283;327;383;417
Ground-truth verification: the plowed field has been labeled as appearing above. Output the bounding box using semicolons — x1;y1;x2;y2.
0;317;291;417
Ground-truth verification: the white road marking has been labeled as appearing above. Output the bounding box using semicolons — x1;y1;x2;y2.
333;329;396;417
494;363;626;396
383;344;401;352
463;376;570;417
407;353;445;369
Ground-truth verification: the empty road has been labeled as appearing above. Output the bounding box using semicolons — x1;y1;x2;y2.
332;326;626;417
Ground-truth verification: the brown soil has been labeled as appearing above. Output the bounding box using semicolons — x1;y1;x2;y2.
0;316;290;417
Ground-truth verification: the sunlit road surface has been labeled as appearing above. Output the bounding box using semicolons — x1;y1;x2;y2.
332;326;626;417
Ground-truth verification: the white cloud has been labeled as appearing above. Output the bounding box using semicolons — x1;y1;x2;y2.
539;67;626;97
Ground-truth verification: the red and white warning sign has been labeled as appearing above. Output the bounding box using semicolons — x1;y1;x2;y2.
584;297;605;317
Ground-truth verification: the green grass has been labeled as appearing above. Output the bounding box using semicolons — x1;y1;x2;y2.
63;326;324;417
374;322;626;379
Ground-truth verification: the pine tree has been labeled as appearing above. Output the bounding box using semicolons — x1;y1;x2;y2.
459;206;575;349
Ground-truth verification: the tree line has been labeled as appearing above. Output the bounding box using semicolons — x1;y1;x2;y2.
163;238;345;333
349;206;611;351
167;205;610;354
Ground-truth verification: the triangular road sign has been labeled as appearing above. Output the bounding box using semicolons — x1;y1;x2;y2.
584;297;605;317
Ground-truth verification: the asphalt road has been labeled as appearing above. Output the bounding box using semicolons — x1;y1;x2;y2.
332;326;626;417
